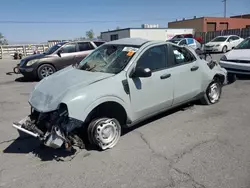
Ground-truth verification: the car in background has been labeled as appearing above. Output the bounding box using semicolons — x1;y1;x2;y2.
171;34;203;43
13;38;227;151
220;37;250;78
204;35;244;53
168;38;202;50
18;40;105;80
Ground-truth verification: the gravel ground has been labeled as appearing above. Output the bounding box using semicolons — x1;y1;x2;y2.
1;55;250;188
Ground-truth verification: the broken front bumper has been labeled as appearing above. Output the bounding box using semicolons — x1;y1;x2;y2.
13;116;40;138
12;116;67;149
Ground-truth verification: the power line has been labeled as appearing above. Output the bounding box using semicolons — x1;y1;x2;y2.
0;12;223;24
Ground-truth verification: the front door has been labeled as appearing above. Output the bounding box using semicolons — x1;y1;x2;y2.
169;45;202;105
55;43;78;69
127;44;174;120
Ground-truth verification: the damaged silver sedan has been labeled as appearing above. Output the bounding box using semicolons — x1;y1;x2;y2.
13;38;227;151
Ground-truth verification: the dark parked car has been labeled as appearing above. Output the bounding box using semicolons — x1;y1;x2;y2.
18;40;105;80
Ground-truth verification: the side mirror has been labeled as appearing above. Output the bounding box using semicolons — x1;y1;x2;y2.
57;50;62;57
131;67;152;78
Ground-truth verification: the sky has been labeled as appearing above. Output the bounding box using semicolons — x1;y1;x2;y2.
0;0;249;43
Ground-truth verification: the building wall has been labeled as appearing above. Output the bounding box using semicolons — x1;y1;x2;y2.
168;17;250;32
101;29;130;41
130;29;167;40
204;17;250;31
168;18;204;32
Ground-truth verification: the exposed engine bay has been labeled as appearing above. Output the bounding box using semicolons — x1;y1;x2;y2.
13;105;85;150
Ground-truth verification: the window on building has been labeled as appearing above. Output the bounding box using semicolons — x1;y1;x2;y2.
110;34;118;41
78;42;94;51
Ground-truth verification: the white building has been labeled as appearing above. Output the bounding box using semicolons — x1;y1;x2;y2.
101;28;194;42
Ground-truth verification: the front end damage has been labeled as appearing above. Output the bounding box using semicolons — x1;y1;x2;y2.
13;104;85;150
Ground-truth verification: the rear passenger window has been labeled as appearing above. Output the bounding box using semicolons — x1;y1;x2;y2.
78;42;94;51
172;46;195;65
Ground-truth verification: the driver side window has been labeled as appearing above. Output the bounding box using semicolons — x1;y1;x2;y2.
136;45;167;72
61;43;77;53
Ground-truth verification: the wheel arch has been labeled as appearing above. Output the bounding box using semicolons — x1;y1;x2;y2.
213;74;225;85
83;98;129;127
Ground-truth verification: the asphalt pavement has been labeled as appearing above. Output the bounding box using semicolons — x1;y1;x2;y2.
1;54;250;188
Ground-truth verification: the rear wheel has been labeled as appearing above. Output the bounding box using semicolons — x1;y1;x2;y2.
200;80;222;105
37;64;56;80
87;117;121;150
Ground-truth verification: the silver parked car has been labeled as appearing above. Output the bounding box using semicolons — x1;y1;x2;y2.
13;38;227;151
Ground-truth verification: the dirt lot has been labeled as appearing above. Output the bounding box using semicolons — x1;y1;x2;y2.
1;56;250;188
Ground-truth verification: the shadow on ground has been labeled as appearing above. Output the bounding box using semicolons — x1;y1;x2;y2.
3;102;196;160
3;137;78;161
15;76;37;83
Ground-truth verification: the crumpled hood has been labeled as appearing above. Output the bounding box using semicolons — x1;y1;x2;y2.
29;66;114;112
225;49;250;61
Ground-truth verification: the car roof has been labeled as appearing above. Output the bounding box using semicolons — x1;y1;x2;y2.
106;38;150;46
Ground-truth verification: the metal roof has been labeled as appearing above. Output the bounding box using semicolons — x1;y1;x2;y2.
105;38;150;46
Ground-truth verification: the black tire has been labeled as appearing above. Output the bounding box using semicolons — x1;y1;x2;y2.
200;80;222;105
37;64;56;80
87;117;121;150
227;73;237;84
13;67;20;74
222;46;227;53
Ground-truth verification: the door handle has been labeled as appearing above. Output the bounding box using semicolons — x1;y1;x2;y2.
160;73;171;79
191;66;199;71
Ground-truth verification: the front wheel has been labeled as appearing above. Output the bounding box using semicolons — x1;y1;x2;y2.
87;118;121;150
200;81;222;105
222;46;227;53
37;64;56;80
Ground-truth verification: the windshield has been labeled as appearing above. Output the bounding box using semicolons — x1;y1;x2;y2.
77;44;140;74
44;43;65;55
235;38;250;49
211;37;227;42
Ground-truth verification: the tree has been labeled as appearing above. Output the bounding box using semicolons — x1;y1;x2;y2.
0;33;8;45
86;29;94;39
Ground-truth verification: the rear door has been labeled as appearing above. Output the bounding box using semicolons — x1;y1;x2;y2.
168;45;202;105
75;42;95;63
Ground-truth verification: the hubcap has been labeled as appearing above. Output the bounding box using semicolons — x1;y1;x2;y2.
92;119;121;150
208;83;220;103
41;66;54;78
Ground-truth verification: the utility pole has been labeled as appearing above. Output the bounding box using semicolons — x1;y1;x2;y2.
222;0;227;17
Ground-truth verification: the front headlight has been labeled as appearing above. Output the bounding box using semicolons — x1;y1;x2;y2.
26;59;38;66
215;44;220;47
220;55;227;61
